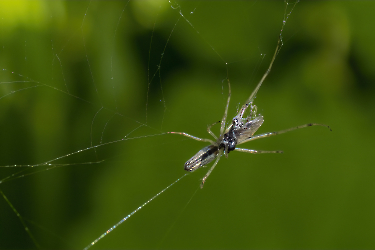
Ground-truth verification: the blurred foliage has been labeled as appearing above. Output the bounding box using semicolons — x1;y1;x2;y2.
0;0;374;249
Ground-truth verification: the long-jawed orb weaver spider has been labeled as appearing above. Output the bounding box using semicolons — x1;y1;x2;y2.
168;5;331;189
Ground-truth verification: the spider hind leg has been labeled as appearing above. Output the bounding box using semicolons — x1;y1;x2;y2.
235;148;283;154
238;123;331;145
201;151;222;189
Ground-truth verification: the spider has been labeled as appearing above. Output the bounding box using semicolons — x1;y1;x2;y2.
169;12;331;190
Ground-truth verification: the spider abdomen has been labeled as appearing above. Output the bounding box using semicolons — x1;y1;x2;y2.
184;145;219;172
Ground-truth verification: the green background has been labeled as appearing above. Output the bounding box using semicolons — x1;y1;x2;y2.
1;0;374;249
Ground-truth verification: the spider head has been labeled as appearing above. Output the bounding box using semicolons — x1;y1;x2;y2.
219;129;238;154
226;138;237;152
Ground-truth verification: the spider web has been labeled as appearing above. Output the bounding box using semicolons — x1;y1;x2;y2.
0;1;338;249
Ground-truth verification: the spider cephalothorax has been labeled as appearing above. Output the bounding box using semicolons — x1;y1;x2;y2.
219;127;238;154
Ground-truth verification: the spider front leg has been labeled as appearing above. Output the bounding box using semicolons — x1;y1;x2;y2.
250;103;258;119
219;78;232;135
240;102;257;119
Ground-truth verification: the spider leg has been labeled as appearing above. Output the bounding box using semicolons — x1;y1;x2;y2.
235;148;283;154
250;104;258;119
238;123;331;145
207;121;221;140
236;1;300;119
235;102;257;125
236;33;284;120
168;132;215;144
201;150;223;189
220;78;231;135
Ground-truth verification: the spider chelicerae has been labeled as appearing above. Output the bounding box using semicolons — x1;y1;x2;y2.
169;33;331;189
